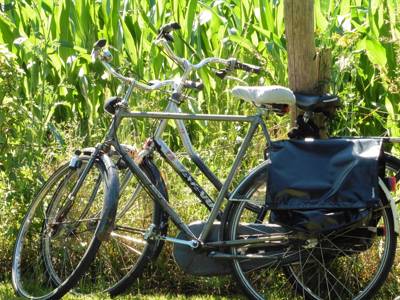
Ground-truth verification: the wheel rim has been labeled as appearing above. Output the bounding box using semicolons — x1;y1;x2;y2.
12;165;71;298
229;178;395;300
12;158;106;299
42;160;105;290
286;207;392;300
57;162;161;294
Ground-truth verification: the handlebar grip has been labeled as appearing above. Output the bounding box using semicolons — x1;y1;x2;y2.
215;59;261;79
93;39;107;49
158;22;181;34
183;80;204;91
234;61;261;74
215;70;228;79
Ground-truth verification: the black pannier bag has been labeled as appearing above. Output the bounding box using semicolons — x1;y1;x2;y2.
266;138;384;237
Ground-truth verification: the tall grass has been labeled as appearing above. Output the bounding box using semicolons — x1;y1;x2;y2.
0;0;399;296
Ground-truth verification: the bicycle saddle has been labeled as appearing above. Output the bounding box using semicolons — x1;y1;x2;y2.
231;85;296;106
294;93;340;112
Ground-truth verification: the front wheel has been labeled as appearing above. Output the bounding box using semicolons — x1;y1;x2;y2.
39;154;168;297
12;153;119;300
226;159;397;300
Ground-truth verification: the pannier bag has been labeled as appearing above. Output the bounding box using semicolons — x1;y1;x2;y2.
266;138;383;234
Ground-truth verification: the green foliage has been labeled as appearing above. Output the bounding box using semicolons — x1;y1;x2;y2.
322;0;400;144
0;0;399;296
0;45;43;279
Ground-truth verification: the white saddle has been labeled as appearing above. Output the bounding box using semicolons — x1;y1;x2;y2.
231;85;296;106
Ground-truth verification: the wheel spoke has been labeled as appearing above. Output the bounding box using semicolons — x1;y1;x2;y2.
227;162;397;299
110;231;147;245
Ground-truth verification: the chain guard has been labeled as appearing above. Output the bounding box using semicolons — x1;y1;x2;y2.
173;221;291;276
173;221;232;276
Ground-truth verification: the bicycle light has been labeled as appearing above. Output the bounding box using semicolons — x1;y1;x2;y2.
68;150;82;169
386;176;397;192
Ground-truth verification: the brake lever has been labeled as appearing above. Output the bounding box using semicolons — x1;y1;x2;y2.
215;58;236;79
91;39;114;63
215;70;228;79
157;22;181;42
158;22;181;34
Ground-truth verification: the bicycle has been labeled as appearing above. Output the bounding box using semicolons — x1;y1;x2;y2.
12;22;400;300
11;23;261;299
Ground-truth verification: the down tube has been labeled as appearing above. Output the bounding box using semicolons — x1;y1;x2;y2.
114;143;197;240
154;138;223;220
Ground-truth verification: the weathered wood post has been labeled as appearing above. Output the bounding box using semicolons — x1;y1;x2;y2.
284;0;331;137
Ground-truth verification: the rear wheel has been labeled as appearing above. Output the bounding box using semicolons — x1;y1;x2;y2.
226;158;397;300
12;153;118;300
88;157;168;296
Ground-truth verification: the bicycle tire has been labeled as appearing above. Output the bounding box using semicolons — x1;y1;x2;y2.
283;152;400;299
12;153;119;300
41;154;168;296
225;156;397;300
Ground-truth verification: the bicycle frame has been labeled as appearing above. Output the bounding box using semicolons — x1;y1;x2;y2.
99;87;271;245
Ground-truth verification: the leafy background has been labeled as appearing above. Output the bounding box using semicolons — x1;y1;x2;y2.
0;0;399;297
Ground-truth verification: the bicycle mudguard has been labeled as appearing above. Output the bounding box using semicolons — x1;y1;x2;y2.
78;148;168;236
95;153;120;241
379;178;399;234
141;157;169;232
228;160;269;202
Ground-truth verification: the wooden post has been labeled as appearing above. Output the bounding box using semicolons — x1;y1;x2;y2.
284;0;331;139
316;48;332;95
284;0;318;128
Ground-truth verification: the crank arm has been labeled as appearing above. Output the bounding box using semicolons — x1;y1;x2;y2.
142;223;200;248
158;236;200;248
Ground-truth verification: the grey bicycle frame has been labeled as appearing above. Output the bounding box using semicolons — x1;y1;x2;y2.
102;89;271;244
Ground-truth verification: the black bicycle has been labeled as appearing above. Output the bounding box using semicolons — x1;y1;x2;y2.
12;23;400;300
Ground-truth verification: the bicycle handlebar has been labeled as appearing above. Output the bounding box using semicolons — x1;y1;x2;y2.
90;23;261;94
91;38;207;93
91;40;177;91
154;23;262;77
234;60;261;74
154;38;261;77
